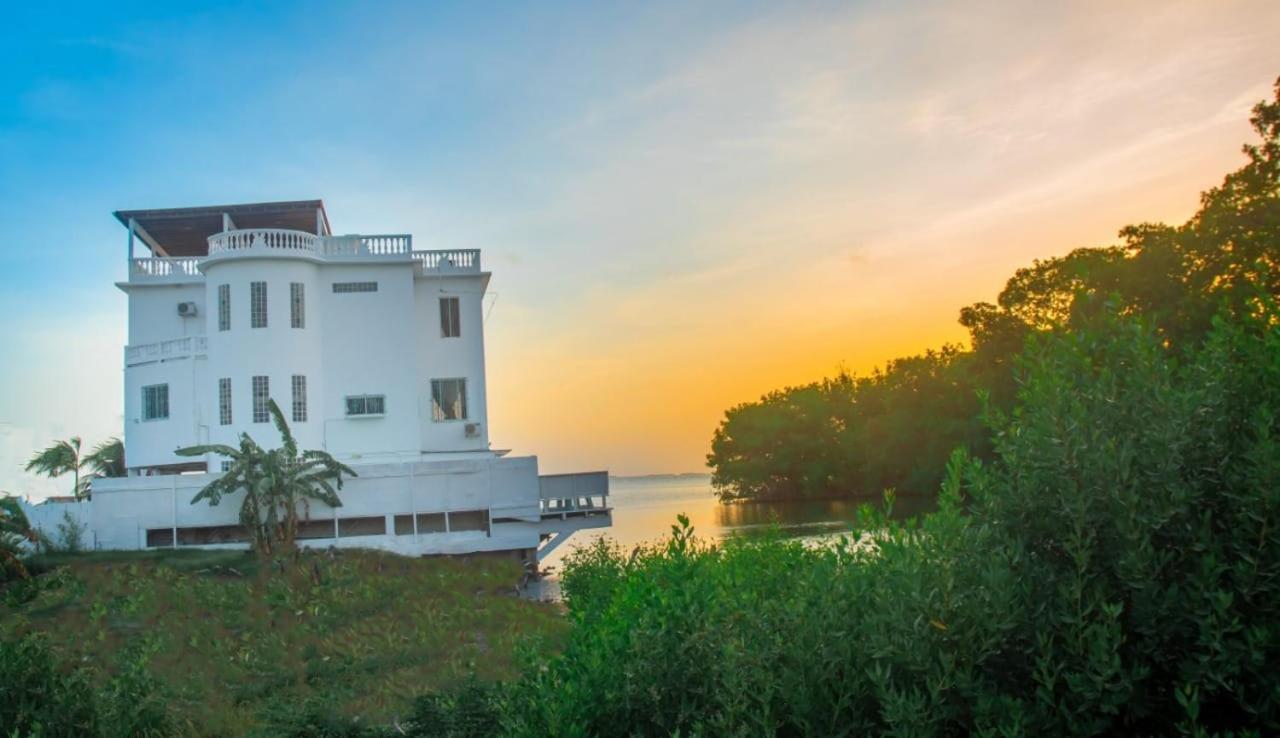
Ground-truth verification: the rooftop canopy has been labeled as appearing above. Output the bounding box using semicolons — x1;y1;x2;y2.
114;199;331;257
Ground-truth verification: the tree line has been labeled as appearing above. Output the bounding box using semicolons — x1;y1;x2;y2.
708;77;1280;502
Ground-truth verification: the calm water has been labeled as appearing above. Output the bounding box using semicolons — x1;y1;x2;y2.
537;474;934;583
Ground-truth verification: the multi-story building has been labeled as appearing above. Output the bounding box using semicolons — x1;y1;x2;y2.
73;200;609;560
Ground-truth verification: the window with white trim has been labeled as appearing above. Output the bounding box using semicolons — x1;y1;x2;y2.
345;394;385;416
218;378;232;425
431;379;468;421
142;384;169;421
291;375;307;422
252;375;270;423
250;281;267;328
290;283;305;328
440;297;460;338
218;284;230;331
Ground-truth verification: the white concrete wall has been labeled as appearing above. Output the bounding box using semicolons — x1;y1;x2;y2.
121;245;493;470
87;455;542;555
123;355;207;467
414;274;490;451
126;282;205;345
317;261;421;459
203;257;327;457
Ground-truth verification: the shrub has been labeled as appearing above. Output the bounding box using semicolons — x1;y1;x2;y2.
505;302;1280;736
0;632;176;738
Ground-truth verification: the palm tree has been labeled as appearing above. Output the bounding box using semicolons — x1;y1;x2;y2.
177;399;356;556
25;437;86;500
0;496;38;580
83;437;126;489
24;437;127;501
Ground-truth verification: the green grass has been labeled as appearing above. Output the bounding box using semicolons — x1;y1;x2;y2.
2;548;567;736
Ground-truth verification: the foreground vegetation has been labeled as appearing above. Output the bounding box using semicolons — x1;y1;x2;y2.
0;549;565;736
708;78;1280;503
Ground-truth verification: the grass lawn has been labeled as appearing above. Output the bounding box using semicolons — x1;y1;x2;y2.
1;548;567;736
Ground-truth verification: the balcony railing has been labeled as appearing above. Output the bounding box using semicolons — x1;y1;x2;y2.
128;230;478;282
539;471;610;517
125;336;208;366
413;249;480;271
208;229;321;255
131;257;201;280
324;234;413;256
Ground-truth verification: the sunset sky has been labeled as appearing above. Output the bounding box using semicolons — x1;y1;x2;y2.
2;1;1279;496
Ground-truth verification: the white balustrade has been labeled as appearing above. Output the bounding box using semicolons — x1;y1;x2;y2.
129;233;479;282
130;257;201;279
208;229;320;255
413;249;481;270
124;336;209;366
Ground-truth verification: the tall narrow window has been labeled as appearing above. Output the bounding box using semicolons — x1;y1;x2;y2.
431;379;468;421
252;375;269;423
290;283;305;328
218;378;232;425
250;281;267;328
291;375;307;422
218;284;230;331
439;297;460;338
142;384;169;421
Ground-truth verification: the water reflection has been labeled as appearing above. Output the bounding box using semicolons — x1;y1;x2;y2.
541;474;936;571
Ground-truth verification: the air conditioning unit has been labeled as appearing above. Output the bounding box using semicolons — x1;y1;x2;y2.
464;422;481;439
177;302;199;317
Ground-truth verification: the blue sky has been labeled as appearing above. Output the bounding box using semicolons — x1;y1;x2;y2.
3;1;1279;496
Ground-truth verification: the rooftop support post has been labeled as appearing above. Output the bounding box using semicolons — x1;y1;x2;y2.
222;212;236;232
127;218;136;264
316;207;326;236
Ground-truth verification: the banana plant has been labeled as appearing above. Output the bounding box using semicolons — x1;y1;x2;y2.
178;399;356;556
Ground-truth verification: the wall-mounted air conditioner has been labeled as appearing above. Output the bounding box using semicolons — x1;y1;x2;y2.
177;302;198;317
464;423;481;438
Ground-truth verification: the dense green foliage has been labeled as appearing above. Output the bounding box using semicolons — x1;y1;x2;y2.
708;78;1280;502
178;399;356;555
0;549;565;736
0;496;37;583
498;295;1280;736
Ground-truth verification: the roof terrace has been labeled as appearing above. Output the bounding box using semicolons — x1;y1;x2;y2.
116;199;480;282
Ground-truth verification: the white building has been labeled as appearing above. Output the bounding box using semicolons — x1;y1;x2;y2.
60;200;609;561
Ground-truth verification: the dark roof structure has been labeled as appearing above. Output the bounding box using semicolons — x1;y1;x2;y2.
114;200;330;257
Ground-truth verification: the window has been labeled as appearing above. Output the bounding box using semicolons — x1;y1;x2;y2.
291;375;307;422
252;375;270;423
338;516;386;537
250;281;267;328
218;378;232;425
220;460;232;472
345;394;386;416
448;509;490;535
440;297;461;338
332;281;378;293
290;282;305;328
431;378;468;421
142;384;169;420
218;284;230;331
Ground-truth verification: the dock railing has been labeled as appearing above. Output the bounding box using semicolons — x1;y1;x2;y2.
539;471;610;517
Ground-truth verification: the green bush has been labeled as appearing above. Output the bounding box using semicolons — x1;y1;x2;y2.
503;302;1280;737
0;632;175;737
